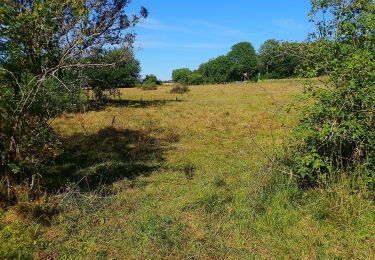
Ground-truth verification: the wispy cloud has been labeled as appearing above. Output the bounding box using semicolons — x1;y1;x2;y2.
273;18;306;30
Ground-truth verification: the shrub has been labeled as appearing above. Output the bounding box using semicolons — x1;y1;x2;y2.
141;82;158;91
291;0;375;187
170;84;190;94
143;74;161;85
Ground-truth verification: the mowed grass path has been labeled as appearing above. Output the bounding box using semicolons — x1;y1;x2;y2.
2;80;374;259
52;81;301;258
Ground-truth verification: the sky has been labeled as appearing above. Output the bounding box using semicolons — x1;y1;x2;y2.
128;0;314;80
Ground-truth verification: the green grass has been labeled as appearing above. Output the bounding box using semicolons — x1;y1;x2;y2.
1;79;374;259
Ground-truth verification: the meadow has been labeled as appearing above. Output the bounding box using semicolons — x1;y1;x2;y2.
1;79;374;259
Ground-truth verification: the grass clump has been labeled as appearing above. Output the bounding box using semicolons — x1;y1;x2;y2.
170;84;190;94
140;82;158;91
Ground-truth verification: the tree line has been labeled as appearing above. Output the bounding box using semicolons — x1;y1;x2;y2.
172;40;308;85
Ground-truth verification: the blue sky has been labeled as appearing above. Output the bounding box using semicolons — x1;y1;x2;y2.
129;0;314;80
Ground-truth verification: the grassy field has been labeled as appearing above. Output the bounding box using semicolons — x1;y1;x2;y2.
1;79;374;258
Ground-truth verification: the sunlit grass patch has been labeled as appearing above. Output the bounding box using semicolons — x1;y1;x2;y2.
1;79;373;258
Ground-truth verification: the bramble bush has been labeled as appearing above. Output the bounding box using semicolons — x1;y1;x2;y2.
291;0;374;187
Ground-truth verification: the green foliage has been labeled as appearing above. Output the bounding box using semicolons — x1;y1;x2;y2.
0;210;38;259
198;55;237;84
143;74;161;85
172;39;307;84
258;39;304;79
0;102;62;200
84;48;141;100
227;41;258;79
140;74;160;90
172;42;259;84
185;72;204;85
172;68;204;85
0;0;147;200
172;68;192;84
291;0;375;187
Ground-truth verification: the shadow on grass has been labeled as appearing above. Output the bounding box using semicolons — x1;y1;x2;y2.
44;127;179;193
84;98;183;111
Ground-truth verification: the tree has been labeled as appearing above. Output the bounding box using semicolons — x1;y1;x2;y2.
143;74;160;85
172;68;192;84
258;39;280;77
291;0;374;187
0;0;147;200
85;48;141;100
198;56;236;84
258;40;304;79
186;72;204;85
172;68;204;85
227;42;258;80
171;41;258;85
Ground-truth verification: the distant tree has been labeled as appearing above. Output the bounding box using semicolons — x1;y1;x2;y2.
143;74;160;85
85;48;141;100
172;68;192;84
186;72;204;85
198;56;236;84
227;42;258;80
279;42;305;77
258;40;303;79
172;68;204;85
258;39;280;77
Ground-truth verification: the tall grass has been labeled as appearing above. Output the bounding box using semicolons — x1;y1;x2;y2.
0;80;373;258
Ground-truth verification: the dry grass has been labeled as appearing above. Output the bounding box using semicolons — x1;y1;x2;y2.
1;79;374;259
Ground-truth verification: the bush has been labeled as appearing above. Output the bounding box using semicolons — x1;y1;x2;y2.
143;74;161;86
170;84;190;94
141;82;158;91
290;0;375;187
0;113;62;201
0;0;147;201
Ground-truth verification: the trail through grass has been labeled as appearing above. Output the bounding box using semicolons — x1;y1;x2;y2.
1;80;374;259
